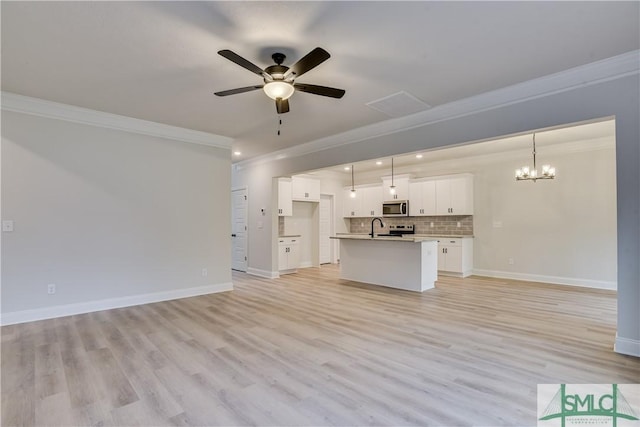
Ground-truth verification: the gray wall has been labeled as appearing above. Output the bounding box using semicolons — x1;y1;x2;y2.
233;74;639;354
2;110;231;316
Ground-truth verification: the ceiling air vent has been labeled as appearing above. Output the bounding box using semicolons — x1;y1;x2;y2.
366;91;431;118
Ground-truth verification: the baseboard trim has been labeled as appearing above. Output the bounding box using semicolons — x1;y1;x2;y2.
246;267;279;279
1;282;233;326
472;269;616;290
614;335;640;358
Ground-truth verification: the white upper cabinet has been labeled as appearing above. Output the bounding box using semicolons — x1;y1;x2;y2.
361;185;383;217
343;187;362;217
381;175;410;201
277;178;293;216
435;174;474;215
409;180;437;216
343;185;383;217
342;173;472;218
292;176;320;202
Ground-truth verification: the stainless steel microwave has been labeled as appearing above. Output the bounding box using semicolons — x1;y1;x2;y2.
383;200;409;217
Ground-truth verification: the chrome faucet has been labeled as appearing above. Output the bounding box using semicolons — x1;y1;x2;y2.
370;217;384;238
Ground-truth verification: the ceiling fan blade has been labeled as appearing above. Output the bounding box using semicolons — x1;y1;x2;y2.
218;50;265;76
288;47;331;77
214;85;263;97
294;83;345;99
276;98;290;114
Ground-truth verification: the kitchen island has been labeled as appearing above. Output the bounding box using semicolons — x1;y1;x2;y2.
331;234;439;292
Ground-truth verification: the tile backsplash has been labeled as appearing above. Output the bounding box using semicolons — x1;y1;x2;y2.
279;213;473;236
349;215;473;235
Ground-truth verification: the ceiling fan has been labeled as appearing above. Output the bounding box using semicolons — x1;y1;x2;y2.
214;47;345;114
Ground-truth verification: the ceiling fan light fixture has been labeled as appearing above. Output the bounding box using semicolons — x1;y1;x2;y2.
263;81;295;100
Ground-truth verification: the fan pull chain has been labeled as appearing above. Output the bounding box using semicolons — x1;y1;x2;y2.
277;117;282;136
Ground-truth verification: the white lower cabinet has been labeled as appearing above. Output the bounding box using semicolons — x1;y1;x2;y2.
278;237;300;274
437;237;473;278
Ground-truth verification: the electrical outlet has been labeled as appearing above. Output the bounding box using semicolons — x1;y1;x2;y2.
2;220;14;232
508;258;514;265
47;283;56;294
457;221;461;228
430;222;434;228
201;268;208;277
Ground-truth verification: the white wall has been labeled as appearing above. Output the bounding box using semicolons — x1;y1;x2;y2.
472;145;616;288
1;110;232;323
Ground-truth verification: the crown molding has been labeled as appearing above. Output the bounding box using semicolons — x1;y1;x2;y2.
1;92;233;149
236;50;639;170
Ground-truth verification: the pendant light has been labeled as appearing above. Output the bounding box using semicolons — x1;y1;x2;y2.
350;165;357;198
389;157;396;195
515;133;556;182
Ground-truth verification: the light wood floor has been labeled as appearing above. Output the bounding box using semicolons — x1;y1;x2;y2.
2;265;638;426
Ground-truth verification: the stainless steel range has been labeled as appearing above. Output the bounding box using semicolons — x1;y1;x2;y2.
378;224;415;237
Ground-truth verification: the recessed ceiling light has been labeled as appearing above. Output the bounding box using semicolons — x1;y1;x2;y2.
376;161;383;165
344;166;350;171
234;151;242;156
416;154;423;159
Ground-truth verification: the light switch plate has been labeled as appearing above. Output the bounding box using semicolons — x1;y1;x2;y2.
2;220;14;232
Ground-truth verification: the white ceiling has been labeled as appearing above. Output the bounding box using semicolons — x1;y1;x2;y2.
308;119;616;183
1;2;638;160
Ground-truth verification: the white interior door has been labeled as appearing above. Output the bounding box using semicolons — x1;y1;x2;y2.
232;188;248;272
319;195;332;264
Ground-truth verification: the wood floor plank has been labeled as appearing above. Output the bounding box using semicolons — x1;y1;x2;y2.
34;391;74;427
2;264;638;426
59;346;104;409
87;347;140;409
34;343;66;400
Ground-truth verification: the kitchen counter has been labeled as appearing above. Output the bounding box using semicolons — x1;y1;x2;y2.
332;234;438;292
331;233;438;243
414;234;474;239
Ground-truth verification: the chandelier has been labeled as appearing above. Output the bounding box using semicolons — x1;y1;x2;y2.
515;133;556;182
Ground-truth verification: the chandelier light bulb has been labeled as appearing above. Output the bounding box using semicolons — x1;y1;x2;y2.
389;186;396;195
350;189;356;198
